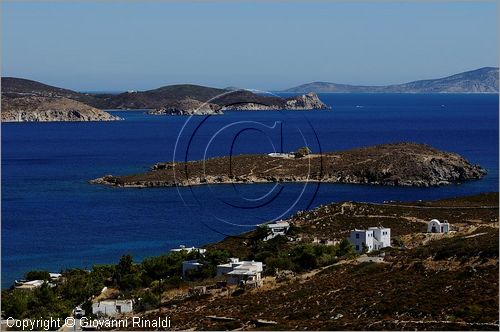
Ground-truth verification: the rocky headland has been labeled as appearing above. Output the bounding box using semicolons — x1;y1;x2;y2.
220;92;329;111
1;96;121;122
147;92;329;115
90;143;486;188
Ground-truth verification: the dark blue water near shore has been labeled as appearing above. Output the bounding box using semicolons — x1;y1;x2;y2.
2;93;498;288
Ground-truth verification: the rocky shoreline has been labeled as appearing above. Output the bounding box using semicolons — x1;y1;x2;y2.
90;143;486;188
1;96;121;122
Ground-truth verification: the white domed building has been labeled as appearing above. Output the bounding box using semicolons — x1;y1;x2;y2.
427;219;450;233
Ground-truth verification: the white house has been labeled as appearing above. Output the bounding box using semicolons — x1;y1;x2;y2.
268;152;294;158
15;279;45;290
170;245;206;255
262;221;290;241
49;273;62;281
182;260;204;277
427;219;450;233
216;258;263;286
92;300;133;316
348;227;391;253
227;264;263;287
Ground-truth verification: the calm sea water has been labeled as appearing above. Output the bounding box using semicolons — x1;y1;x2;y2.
2;93;498;288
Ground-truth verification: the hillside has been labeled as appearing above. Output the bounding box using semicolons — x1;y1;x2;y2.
1;77;103;106
127;193;499;330
285;67;499;93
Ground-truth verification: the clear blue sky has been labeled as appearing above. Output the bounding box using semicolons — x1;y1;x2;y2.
2;1;498;91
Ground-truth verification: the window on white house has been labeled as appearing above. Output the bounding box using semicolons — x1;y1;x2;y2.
356;233;359;239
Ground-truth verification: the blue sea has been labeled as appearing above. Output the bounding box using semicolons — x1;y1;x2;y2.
1;93;498;288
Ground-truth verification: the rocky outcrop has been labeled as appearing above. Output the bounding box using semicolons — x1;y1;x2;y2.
90;143;486;188
222;93;329;111
324;143;486;187
148;98;223;115
284;93;329;110
1;96;121;122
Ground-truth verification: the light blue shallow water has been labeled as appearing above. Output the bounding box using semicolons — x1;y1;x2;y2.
2;93;498;288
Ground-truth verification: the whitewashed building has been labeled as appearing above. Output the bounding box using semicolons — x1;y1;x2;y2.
170;245;206;254
427;219;450;233
268;152;295;158
15;279;45;290
92;300;133;316
348;227;391;253
263;221;290;241
216;258;263;286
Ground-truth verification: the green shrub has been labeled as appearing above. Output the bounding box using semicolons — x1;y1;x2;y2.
266;254;295;274
25;270;51;281
135;290;159;312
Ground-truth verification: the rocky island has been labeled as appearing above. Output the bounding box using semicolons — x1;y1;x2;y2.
1;96;121;122
90;143;486;188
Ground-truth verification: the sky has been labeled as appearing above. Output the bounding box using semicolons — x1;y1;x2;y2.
2;1;498;91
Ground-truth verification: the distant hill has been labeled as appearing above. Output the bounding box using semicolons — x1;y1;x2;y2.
1;78;228;109
284;67;499;93
1;77;103;105
1;78;327;112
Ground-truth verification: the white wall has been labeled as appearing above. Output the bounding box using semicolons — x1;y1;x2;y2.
349;230;373;253
349;228;391;253
92;301;133;316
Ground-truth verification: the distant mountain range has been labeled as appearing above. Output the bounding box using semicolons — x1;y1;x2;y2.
284;67;499;93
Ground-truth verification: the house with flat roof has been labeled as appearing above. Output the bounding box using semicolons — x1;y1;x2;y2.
49;273;62;280
170;245;206;254
262;221;290;241
427;219;450;233
92;300;133;316
15;279;45;290
268;152;295;158
216;258;264;287
348;227;391;253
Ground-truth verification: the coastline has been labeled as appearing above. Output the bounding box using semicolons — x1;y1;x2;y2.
5;191;499;287
3;192;498;330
